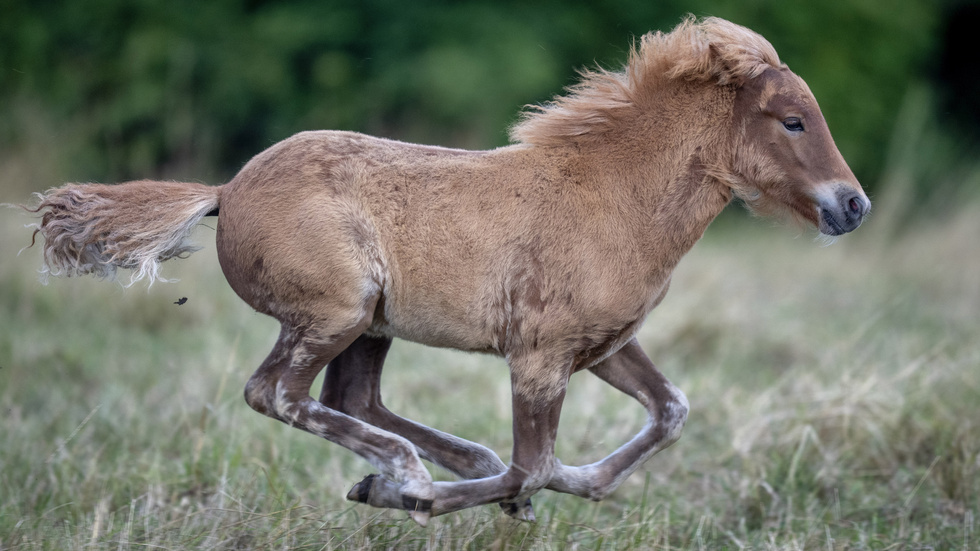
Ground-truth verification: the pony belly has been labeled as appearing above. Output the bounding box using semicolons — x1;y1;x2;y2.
367;301;500;354
358;272;500;352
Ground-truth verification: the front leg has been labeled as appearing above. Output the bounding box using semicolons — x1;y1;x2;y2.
351;351;570;517
547;338;689;500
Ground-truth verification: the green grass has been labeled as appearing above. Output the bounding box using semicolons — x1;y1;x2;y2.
2;180;978;549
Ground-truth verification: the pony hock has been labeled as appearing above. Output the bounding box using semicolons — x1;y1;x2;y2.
26;17;869;524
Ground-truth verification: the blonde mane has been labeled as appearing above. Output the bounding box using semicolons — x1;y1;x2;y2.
510;16;783;146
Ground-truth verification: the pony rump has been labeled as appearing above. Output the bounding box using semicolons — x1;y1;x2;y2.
511;16;782;146
28;181;220;286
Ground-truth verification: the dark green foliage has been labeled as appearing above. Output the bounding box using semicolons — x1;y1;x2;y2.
0;0;961;192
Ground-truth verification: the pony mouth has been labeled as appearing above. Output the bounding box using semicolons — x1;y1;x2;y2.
819;208;846;236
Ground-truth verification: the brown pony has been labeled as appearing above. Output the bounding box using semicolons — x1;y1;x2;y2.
27;17;869;524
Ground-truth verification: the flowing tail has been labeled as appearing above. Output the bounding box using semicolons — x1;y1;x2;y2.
28;180;221;285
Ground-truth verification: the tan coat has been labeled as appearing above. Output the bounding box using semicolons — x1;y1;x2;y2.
29;17;869;522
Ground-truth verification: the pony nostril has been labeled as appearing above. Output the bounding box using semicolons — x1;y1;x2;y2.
843;192;866;219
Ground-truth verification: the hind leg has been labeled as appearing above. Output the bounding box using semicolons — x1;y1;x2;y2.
319;335;535;520
243;309;436;524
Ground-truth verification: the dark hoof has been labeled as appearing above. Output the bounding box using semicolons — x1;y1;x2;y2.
346;474;376;503
346;474;434;526
499;498;536;522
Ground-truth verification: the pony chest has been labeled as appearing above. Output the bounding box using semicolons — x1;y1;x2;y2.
495;270;671;365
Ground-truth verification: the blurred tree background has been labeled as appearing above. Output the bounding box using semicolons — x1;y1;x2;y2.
1;0;977;198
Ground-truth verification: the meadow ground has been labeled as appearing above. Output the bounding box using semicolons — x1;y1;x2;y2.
1;180;977;549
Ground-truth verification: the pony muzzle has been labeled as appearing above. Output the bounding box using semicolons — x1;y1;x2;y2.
816;183;870;236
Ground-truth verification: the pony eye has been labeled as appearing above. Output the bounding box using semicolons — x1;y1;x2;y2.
783;117;804;132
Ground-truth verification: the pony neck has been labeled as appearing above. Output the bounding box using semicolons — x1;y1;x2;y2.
585;82;736;266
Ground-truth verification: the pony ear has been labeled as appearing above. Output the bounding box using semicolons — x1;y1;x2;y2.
656;17;781;87
701;18;782;85
655;35;738;86
707;43;746;86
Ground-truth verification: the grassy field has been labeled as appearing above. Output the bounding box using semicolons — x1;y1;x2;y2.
1;172;978;549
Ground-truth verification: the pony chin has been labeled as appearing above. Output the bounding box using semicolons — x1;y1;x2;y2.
730;186;814;235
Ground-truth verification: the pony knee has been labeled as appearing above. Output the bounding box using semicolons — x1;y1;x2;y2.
244;374;281;418
245;377;314;427
548;462;619;501
501;460;557;501
659;386;690;444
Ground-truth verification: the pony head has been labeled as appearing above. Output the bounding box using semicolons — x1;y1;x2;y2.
726;64;870;236
664;17;870;236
